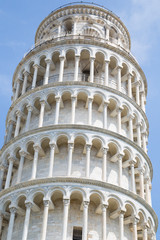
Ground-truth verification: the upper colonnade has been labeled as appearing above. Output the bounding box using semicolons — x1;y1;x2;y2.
0;2;157;240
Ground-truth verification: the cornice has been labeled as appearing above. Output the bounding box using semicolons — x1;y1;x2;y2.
12;38;147;93
7;82;149;129
0;124;153;179
0;177;158;230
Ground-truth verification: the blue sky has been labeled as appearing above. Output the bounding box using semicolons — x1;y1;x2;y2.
0;0;160;237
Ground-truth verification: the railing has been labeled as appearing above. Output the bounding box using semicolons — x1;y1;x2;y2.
24;34;129;58
24;73;128;95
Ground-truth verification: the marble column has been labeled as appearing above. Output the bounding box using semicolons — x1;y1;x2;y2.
0;212;3;236
14;79;21;100
137;123;141;147
145;177;150;204
55;96;61;124
86;144;91;178
71;96;76;124
39;100;46;128
25;105;33;131
103;102;109;129
22;202;32;240
14;111;22;137
5;157;15;189
83;201;89;240
102;148;108;182
104;60;109;86
90;57;95;83
6;120;15;142
44;59;51;85
132;217;139;240
117;107;122;134
31;145;39;180
48;143;55;177
62;199;70;240
118;154;123;187
88;97;93;125
142;224;148;240
117;66;122;91
67;143;74;176
142;133;147;153
130;160;136;193
32;64;39;89
41;200;50;240
141;92;145;112
128;74;132;98
0;165;5;191
7;207;17;240
102;204;108;240
16;151;26;184
59;56;65;82
119;211;125;240
139;168;145;199
136;82;140;105
74;55;80;81
129;114;134;141
22;71;29;94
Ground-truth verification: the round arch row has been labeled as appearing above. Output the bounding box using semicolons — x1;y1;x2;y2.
5;88;148;152
0;185;156;240
13;46;146;111
1;131;152;205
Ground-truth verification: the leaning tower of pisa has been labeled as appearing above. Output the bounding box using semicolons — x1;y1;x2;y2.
0;2;158;240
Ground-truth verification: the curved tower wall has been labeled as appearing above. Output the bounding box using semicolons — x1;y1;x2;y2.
0;3;157;240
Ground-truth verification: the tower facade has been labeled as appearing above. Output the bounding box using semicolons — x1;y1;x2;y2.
0;3;158;240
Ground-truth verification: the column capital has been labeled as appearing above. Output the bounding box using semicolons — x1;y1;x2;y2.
75;54;80;59
117;106;123;112
88;97;93;102
68;142;74;150
43;199;50;207
102;147;108;155
104;101;110;107
0;164;7;171
86;144;92;151
8;155;17;163
101;203;108;210
117;153;124;161
16;110;23;117
90;57;95;61
83;200;90;208
49;142;56;149
33;64;40;69
26;104;33;112
33;144;41;152
128;113;134;120
104;59;110;63
71;95;77;101
9;206;17;214
136;121;142;127
25;201;33;209
8;119;16;125
55;95;61;101
117;65;123;70
63;198;70;206
19;150;28;158
45;58;52;64
40;99;46;105
139;167;145;175
129;159;136;166
59;55;65;60
132;215;140;224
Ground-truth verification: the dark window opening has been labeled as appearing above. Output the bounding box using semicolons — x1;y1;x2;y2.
73;227;82;240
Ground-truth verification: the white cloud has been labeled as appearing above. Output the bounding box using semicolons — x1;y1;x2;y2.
0;75;12;97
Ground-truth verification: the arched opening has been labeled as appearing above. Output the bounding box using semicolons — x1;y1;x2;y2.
59;92;72;124
75;92;88;125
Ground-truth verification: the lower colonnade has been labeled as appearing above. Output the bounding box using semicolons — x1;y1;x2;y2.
0;181;156;240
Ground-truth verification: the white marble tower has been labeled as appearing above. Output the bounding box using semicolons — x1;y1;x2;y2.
0;2;158;240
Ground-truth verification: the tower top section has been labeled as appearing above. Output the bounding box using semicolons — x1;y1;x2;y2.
35;2;131;51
